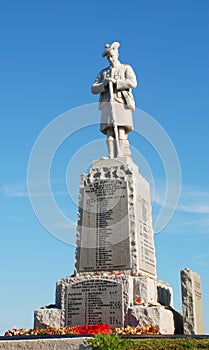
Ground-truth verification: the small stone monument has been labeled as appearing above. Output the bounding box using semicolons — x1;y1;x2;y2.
181;268;204;334
34;42;183;334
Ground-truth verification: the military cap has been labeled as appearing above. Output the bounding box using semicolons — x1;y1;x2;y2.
102;41;120;57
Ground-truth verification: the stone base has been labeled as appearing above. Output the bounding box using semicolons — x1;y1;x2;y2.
126;305;175;334
34;308;61;329
34;272;179;334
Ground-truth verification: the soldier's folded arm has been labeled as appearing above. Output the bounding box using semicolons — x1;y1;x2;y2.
116;66;137;90
91;81;106;94
91;70;108;94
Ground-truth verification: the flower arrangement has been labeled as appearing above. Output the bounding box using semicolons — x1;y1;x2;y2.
4;324;160;336
68;270;147;278
4;324;110;336
112;325;160;335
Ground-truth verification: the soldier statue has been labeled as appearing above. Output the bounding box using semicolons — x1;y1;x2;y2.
91;42;137;158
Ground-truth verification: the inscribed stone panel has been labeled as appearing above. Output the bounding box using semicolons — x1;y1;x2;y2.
78;179;130;271
66;279;123;328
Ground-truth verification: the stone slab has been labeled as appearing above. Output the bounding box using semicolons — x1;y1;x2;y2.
126;305;175;334
77;178;131;271
0;338;90;350
181;268;204;334
92;157;139;173
66;279;123;328
135;174;156;276
34;308;61;329
56;274;133;329
157;280;174;308
133;276;157;305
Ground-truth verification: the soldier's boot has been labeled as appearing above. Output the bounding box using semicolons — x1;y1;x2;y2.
119;139;131;157
106;139;115;159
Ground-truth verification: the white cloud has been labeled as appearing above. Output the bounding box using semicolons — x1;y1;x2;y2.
153;183;209;215
192;253;209;266
151;183;209;235
178;204;209;214
1;184;28;198
1;182;67;198
177;186;209;214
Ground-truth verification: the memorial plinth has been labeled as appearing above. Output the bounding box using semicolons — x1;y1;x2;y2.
34;157;178;333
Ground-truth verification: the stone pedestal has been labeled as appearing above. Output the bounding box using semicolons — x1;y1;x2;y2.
75;158;156;277
51;271;177;333
181;268;204;334
34;157;181;334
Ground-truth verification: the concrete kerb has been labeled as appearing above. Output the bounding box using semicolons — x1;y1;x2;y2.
0;337;91;350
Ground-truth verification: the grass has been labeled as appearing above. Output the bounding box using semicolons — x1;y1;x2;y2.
130;338;209;349
87;334;209;349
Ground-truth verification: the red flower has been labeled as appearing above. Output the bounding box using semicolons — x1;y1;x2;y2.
73;324;111;334
134;298;142;304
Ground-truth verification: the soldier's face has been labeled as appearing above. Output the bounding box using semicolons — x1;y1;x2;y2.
107;53;118;67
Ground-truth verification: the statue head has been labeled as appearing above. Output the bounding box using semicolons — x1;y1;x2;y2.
102;42;120;67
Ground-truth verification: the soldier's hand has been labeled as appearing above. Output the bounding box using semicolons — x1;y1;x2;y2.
108;77;117;84
104;77;117;86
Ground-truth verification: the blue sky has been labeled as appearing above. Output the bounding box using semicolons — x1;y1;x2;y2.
0;0;209;334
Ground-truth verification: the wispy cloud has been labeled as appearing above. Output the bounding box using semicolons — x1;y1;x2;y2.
1;183;28;198
153;183;209;215
177;187;209;214
7;216;29;222
173;217;209;228
192;253;209;266
1;182;67;198
151;182;209;235
178;204;209;214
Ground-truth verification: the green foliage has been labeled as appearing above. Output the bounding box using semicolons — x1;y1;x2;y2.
198;339;209;349
179;339;196;348
86;333;133;350
86;334;209;350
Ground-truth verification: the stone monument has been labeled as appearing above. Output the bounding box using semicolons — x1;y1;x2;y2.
34;42;183;334
181;268;204;334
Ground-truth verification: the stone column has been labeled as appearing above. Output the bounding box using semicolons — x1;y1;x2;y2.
75;158;156;277
181;268;204;334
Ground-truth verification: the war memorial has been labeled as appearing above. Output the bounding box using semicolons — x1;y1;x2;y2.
33;42;204;336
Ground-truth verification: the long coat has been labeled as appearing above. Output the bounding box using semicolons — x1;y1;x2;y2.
92;63;137;134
